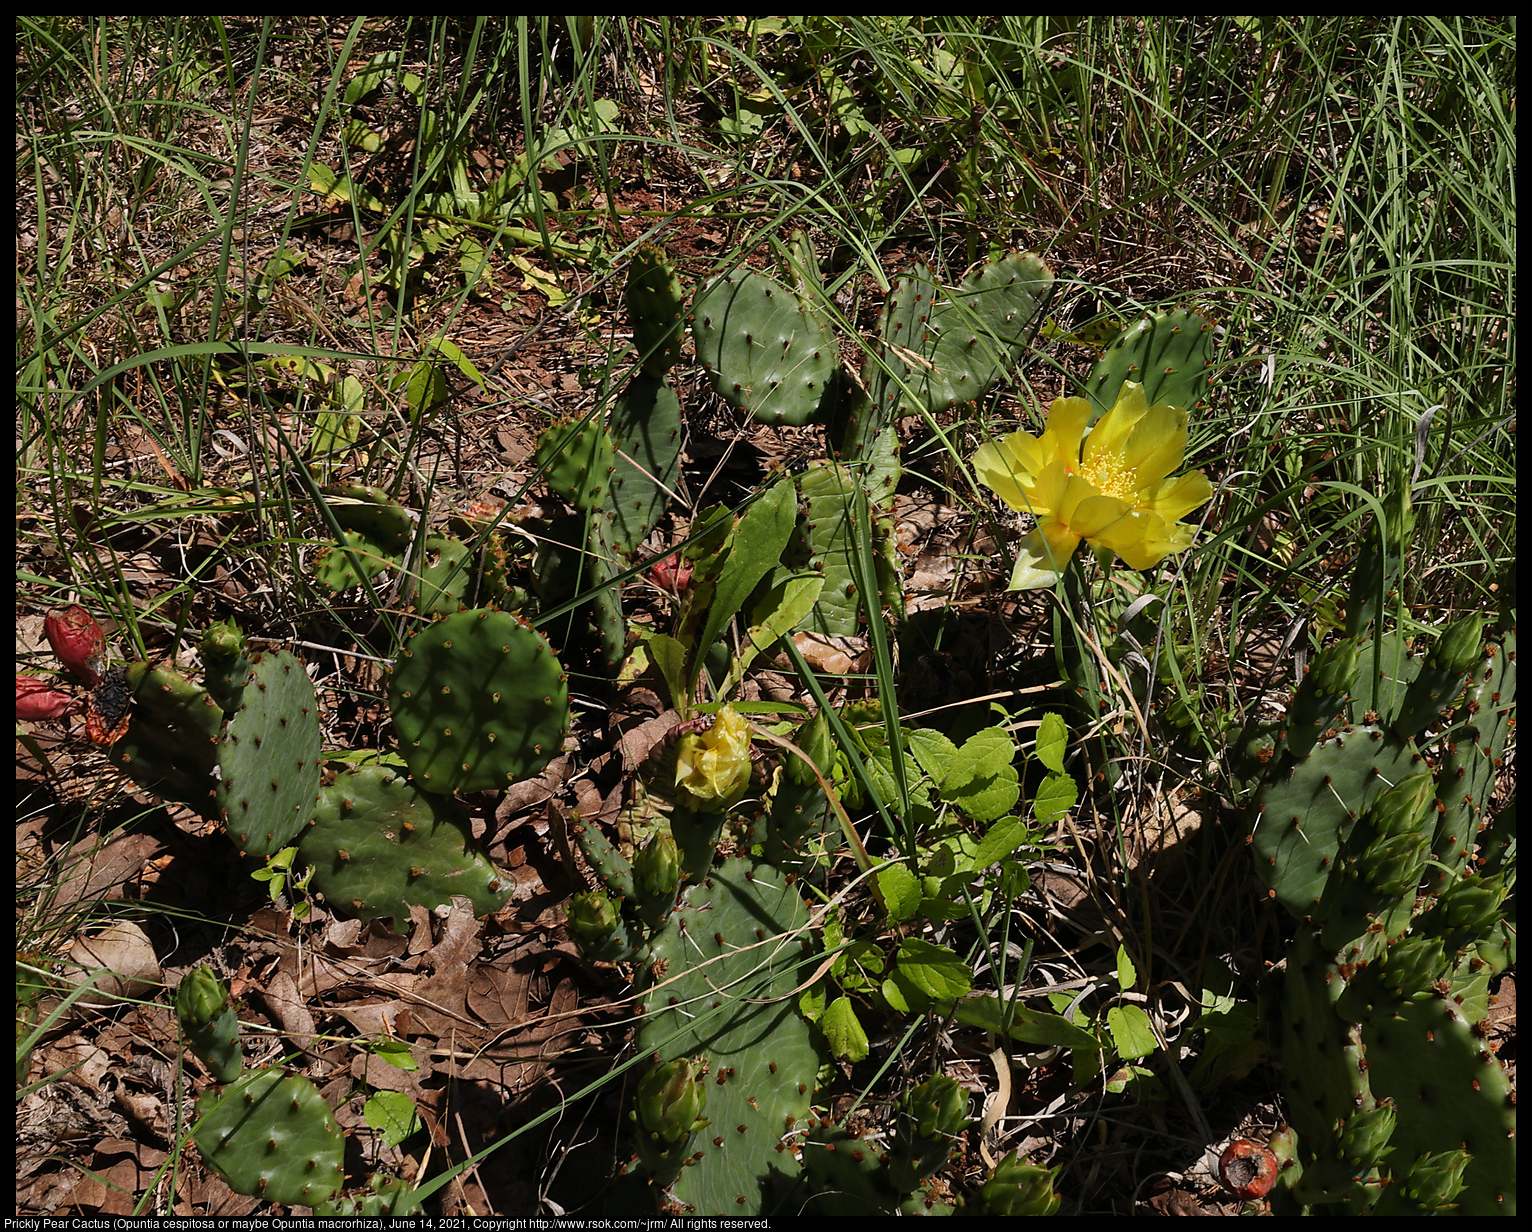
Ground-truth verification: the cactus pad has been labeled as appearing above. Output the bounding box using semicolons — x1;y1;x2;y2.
387;608;568;794
217;650;323;860
298;763;514;928
193;1066;345;1207
692;269;838;426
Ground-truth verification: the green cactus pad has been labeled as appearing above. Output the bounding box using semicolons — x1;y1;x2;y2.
176;966;243;1083
325;484;413;549
692;269;838;426
1083;306;1216;421
533;415;615;511
193;1067;345;1207
312;529;401;592
216;650;323;860
1250;725;1422;919
605;374;684;556
297;763;513;929
634;857;819;1215
411;533;477;617
626;247;687;377
873;252;1053;417
387;608;568;794
108;661;225;817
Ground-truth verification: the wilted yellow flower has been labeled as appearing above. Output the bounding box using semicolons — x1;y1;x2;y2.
674;705;753;812
971;382;1213;589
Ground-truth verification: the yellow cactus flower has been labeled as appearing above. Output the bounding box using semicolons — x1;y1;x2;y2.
971;382;1213;590
674;705;753;812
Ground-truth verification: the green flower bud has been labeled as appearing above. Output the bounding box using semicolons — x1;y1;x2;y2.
175;966;243;1082
1438;873;1508;934
900;1073;968;1143
889;1074;969;1189
1338;1099;1396;1167
633;1057;709;1144
1310;637;1363;698
566;890;620;948
1365;772;1434;840
975;1153;1062;1216
1359;831;1429;896
1380;935;1445;999
1430;613;1484;677
1399;1148;1471;1210
176;965;231;1031
198;618;247;661
633;830;681;901
674;705;753;813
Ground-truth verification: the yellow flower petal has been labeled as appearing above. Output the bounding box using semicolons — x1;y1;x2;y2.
970;381;1213;589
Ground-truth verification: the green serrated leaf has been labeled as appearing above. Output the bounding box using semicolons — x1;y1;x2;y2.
821;994;870;1063
939;727;1021;822
895;938;972;1004
973;817;1028;869
1032;770;1077;826
1115;945;1137;992
363;1090;422;1148
877;861;923;923
1105;1004;1158;1060
1034;712;1069;772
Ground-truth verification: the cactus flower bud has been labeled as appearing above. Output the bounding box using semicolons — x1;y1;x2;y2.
1365;772;1434;840
1399;1148;1471;1209
647;555;692;593
45;605;107;687
198;618;247;660
1218;1138;1280;1200
16;674;81;721
633;1057;709;1144
674;705;753;813
1430;613;1485;677
566;890;621;949
175;966;243;1082
975;1153;1062;1216
1310;636;1362;698
1338;1099;1396;1167
1438;873;1507;934
1380;935;1445;999
1359;831;1429;896
890;1073;969;1189
176;965;230;1029
633;830;681;901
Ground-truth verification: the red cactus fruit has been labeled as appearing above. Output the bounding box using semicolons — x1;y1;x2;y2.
1218;1138;1279;1200
16;674;81;721
45;605;107;687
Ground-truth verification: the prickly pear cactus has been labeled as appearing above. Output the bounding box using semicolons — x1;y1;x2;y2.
312;484;414;592
199;619;252;717
531;415;615;511
626;246;687;378
387;608;568;794
1246;511;1516;1216
692;269;838;426
628;857;819;1215
192;1066;345;1208
176;965;243;1083
216;649;323;861
108;661;225;817
1082;305;1216;423
297;762;514;928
